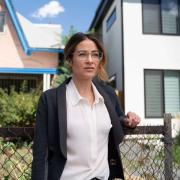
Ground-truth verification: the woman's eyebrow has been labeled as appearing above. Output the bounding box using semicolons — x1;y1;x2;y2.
76;50;99;52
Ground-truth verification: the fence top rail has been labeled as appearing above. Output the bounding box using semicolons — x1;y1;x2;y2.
124;126;164;135
0;125;165;139
0;127;34;139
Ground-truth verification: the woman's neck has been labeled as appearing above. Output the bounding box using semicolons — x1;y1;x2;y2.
72;77;95;104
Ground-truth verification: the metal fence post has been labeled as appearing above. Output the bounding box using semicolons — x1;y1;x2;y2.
164;113;173;180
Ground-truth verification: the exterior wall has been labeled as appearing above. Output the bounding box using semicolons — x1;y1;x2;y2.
123;0;180;129
102;0;123;91
0;4;58;69
95;26;103;43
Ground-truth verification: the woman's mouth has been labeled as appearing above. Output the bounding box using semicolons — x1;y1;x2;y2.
84;67;94;70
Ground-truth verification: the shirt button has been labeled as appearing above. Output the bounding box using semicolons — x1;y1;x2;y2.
110;158;117;166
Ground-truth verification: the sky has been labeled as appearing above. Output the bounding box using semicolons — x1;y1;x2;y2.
12;0;100;35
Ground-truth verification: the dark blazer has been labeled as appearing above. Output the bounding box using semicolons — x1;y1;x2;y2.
31;78;125;180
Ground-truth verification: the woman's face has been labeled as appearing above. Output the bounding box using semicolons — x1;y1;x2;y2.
71;39;101;81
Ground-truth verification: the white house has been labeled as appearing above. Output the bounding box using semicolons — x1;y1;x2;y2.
90;0;180;133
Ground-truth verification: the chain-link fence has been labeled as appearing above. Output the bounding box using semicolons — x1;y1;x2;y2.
0;127;33;179
120;114;180;180
0;114;180;179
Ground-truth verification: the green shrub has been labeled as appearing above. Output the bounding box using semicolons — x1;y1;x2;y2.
0;88;40;127
173;144;180;165
175;130;180;145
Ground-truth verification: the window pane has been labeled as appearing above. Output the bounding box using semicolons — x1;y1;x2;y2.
0;12;5;32
142;0;161;34
164;71;180;115
0;73;43;93
161;0;179;34
145;70;163;117
106;8;116;31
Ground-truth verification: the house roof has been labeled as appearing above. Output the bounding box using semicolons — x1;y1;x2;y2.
4;0;64;55
89;0;114;30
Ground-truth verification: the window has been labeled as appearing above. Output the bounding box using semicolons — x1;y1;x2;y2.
106;8;116;31
0;11;5;32
142;0;180;35
144;69;180;117
0;73;43;93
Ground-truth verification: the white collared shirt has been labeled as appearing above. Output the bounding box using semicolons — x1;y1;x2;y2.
60;79;112;180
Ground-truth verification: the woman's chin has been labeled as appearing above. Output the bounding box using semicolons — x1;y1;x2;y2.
73;71;97;81
79;74;96;81
84;73;96;79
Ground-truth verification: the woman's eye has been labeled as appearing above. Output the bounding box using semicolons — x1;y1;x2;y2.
92;53;99;57
79;53;86;57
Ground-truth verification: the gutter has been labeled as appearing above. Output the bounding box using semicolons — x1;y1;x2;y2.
5;0;29;54
0;67;59;74
89;0;114;30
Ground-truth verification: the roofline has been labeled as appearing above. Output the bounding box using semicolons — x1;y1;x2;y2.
89;0;114;30
4;0;63;56
0;67;59;74
5;0;29;53
26;48;64;55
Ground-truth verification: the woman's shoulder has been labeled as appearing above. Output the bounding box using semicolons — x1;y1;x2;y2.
38;88;57;105
94;78;116;95
43;78;68;97
43;87;57;96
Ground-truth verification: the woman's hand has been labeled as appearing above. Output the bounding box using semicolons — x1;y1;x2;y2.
124;111;140;128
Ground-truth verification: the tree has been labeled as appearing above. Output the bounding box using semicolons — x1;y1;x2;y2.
62;25;77;46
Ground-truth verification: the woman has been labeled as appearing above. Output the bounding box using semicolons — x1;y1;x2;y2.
31;32;140;180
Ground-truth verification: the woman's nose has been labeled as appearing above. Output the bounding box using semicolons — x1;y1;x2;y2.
87;54;93;62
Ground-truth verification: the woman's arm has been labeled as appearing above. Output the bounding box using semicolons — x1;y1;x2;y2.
102;83;140;128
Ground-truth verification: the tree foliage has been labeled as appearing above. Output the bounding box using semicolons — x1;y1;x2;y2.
0;87;40;127
62;25;77;46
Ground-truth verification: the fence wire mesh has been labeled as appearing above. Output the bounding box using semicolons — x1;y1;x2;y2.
0;118;179;179
120;133;180;180
0;128;33;180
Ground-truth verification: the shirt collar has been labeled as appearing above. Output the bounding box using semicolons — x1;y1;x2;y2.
91;83;104;104
66;79;104;106
66;79;83;106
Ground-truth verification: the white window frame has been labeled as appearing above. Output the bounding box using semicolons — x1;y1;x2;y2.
142;0;180;35
144;69;180;118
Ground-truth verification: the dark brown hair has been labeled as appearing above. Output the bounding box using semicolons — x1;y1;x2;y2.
64;32;108;81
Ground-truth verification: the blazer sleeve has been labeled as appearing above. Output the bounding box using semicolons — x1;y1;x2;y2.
109;87;125;126
31;93;48;180
101;83;126;126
